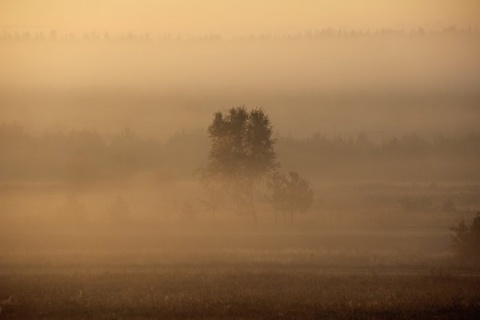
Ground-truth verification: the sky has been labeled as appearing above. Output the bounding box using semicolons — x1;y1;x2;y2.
1;0;479;35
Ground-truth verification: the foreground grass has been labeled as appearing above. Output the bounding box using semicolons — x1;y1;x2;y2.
1;269;480;319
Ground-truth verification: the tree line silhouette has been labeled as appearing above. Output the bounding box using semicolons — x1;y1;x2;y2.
1;122;479;184
1;26;477;43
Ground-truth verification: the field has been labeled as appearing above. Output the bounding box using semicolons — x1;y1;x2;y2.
2;270;480;319
1;182;480;319
1;226;480;319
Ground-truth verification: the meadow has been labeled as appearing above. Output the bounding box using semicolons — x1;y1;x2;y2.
1;259;480;319
1;180;480;318
1;221;480;319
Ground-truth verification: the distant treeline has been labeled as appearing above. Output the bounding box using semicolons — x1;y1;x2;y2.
0;123;207;183
1;122;479;183
0;26;477;43
277;132;480;181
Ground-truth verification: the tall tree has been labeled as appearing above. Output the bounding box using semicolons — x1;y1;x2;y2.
203;106;277;220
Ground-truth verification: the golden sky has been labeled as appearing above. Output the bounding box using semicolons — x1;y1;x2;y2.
1;0;479;35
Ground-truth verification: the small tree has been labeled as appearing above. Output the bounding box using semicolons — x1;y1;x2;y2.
268;171;314;223
203;106;277;221
450;212;480;259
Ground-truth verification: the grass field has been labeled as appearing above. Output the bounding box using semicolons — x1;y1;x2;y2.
1;269;480;319
1;228;480;319
0;182;478;318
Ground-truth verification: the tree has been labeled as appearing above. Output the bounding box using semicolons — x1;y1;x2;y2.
268;171;314;223
203;106;277;220
450;212;480;259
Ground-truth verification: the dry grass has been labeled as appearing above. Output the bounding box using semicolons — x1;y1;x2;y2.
1;268;480;319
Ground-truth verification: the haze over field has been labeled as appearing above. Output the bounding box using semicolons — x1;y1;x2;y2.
1;1;480;318
0;1;479;140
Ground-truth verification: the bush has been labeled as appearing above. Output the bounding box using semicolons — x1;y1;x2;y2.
450;212;480;258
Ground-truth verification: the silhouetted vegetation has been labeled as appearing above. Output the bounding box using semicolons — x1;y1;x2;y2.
1;122;479;184
268;171;314;223
1;26;477;43
202;107;277;220
451;212;480;260
277;132;480;181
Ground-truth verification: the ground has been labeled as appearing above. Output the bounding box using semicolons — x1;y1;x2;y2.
1;269;480;319
1;228;480;319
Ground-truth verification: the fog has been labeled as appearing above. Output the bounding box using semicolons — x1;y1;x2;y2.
2;35;479;89
1;33;479;135
1;31;479;263
1;2;480;317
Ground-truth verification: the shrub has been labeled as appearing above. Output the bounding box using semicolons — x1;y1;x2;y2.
450;212;480;259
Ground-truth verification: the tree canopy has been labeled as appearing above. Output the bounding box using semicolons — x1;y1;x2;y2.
206;106;277;181
203;106;277;219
